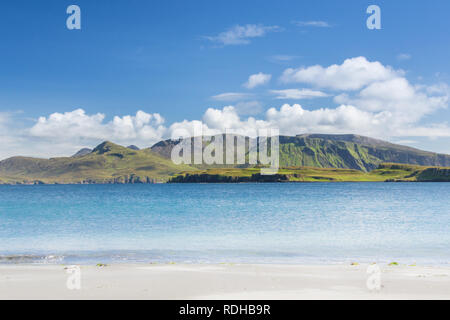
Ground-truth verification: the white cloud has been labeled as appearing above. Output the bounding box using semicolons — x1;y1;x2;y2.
168;106;268;139
204;24;281;46
30;109;107;139
201;106;269;137
280;56;401;90
28;109;166;151
168;119;217;140
1;57;450;160
397;53;411;61
334;77;448;123
270;89;329;99
203;106;242;131
181;58;449;142
1;102;450;160
166;103;449;141
293;21;331;27
264;104;390;136
211;92;253;102
243;72;272;89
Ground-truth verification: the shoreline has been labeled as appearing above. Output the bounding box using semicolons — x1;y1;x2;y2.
2;163;450;184
1;252;448;268
1;263;449;299
1;180;450;185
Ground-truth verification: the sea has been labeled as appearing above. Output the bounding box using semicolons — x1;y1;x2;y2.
0;183;448;265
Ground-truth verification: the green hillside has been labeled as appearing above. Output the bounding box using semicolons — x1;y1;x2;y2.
169;163;450;183
1;134;450;184
152;134;450;171
0;141;195;184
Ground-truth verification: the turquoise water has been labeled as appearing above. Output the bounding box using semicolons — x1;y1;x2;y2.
0;183;449;265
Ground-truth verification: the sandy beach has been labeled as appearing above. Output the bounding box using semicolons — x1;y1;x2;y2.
0;263;449;300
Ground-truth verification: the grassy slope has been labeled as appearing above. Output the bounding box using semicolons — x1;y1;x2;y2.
0;139;449;184
169;163;450;182
0;142;195;184
151;134;450;172
278;136;450;171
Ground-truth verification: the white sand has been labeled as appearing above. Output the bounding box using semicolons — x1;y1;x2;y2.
0;263;449;300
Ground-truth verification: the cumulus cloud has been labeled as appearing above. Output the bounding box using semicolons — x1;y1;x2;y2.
166;57;450;143
270;89;329;99
280;56;400;90
167;106;268;139
165;103;449;141
264;104;381;136
334;78;448;123
204;24;281;46
29;109;166;148
213;103;450;139
243;72;272;89
30;109;107;139
203;106;242;131
1;56;450;159
1;103;450;160
201;106;269;137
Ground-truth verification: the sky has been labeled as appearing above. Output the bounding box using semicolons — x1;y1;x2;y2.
1;0;450;159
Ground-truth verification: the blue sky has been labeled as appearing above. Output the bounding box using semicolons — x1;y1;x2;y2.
0;0;449;158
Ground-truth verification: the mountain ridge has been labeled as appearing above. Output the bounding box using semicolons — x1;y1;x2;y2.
0;134;449;184
0;141;194;184
150;133;450;171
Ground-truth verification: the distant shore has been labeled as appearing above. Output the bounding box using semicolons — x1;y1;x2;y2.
2;163;449;185
1;263;449;300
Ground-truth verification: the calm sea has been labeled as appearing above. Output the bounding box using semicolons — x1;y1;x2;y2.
0;183;448;265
